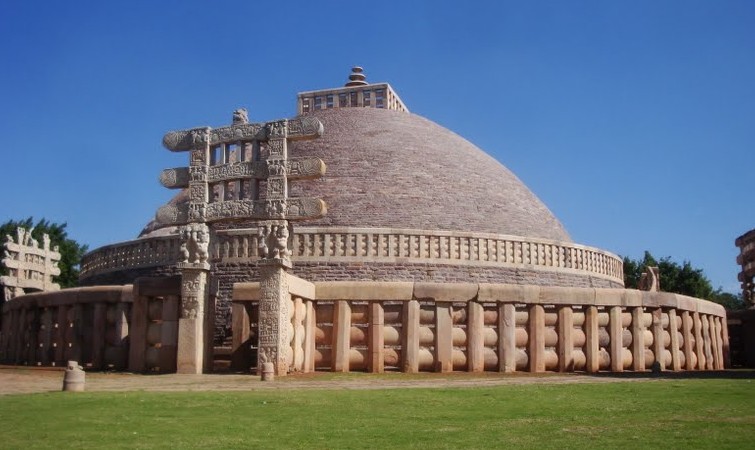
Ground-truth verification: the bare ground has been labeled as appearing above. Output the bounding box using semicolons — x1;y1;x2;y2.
4;366;748;395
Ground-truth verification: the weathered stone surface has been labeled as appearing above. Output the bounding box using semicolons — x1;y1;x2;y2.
414;282;477;302
315;281;413;301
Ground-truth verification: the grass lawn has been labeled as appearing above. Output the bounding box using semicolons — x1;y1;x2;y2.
0;379;753;449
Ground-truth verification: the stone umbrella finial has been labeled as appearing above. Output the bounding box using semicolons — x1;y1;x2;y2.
345;66;368;87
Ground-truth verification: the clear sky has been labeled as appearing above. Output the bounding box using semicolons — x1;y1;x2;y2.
1;1;752;292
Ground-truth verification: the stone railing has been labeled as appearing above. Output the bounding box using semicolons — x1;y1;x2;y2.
0;286;132;369
217;227;625;284
232;280;728;374
80;228;624;285
80;236;182;280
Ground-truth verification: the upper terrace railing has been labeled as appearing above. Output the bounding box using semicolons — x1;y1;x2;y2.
80;235;182;280
81;228;624;284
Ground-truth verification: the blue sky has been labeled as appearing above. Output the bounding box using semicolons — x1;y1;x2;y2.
1;1;752;292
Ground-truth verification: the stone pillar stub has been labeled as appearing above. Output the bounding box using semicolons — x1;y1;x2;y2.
258;261;291;376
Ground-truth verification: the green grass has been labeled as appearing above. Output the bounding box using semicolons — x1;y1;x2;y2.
1;379;753;449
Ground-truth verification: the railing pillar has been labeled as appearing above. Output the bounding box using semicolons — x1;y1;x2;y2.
435;302;453;373
499;303;516;373
467;301;485;372
528;304;545;372
651;308;665;371
368;301;384;373
668;309;681;371
585;306;599;373
631;307;645;371
304;300;316;373
333;300;351;373
692;312;703;370
402;299;420;373
557;306;573;372
609;306;623;372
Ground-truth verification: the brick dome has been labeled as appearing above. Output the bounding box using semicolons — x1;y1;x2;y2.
142;107;570;242
287;107;570;241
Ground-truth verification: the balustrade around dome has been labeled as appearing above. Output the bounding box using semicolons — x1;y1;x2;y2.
80;228;624;286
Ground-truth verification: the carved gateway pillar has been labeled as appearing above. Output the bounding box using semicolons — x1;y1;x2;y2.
157;109;325;375
176;223;211;373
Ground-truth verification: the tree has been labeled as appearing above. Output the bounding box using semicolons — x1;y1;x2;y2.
0;217;88;290
623;251;746;311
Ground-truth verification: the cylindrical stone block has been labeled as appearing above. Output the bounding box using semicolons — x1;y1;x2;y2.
544;350;558;371
598;328;610;348
419;307;435;325
350;305;368;324
384;348;400;367
418;348;434;371
572;349;586;370
515;328;528;347
573;329;586;347
315;325;332;345
383;326;400;346
452;327;466;346
644;330;653;347
419;326;434;346
452;308;467;324
544;327;558;347
515;349;528;371
314;348;331;367
622;348;633;369
622;329;633;347
452;349;467;370
350;327;366;345
349;348;367;370
483;348;498;371
383;305;401;323
483;328;497;347
598;348;610;370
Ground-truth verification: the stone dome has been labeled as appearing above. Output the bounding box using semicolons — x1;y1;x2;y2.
143;107;570;242
291;107;569;241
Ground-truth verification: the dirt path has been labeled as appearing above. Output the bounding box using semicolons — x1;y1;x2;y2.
0;366;696;395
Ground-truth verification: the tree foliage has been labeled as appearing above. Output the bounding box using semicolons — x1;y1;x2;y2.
623;251;746;311
1;217;88;290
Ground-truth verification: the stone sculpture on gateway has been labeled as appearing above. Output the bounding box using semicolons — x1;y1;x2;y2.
156;107;326;375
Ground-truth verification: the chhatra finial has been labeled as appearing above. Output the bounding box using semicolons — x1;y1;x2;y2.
345;66;368;87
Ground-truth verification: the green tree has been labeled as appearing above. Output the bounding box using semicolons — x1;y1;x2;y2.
1;217;88;290
623;250;746;310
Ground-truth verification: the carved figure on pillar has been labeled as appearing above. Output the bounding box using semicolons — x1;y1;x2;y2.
178;223;210;267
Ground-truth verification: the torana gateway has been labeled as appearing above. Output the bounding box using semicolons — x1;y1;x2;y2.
0;68;729;375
